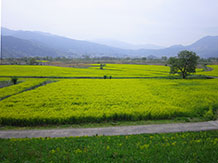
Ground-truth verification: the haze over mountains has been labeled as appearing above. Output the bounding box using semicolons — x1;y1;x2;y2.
1;27;218;58
91;39;164;50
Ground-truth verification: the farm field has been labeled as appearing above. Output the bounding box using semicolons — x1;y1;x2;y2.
0;130;218;162
0;64;217;78
197;65;218;77
0;78;48;100
0;78;218;126
0;64;172;77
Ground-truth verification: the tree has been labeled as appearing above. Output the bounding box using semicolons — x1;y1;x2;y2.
100;64;106;70
29;58;37;65
161;56;167;61
168;50;199;79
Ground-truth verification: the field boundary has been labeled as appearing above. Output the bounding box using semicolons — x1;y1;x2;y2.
0;75;171;79
0;75;215;79
0;120;218;138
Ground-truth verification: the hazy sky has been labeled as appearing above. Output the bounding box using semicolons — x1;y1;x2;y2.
2;0;218;46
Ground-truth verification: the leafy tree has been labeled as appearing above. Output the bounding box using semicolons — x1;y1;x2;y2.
168;50;199;79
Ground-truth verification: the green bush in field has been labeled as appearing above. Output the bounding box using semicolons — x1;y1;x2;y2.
11;77;18;84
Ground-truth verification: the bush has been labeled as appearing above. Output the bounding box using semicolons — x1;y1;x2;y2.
11;77;18;85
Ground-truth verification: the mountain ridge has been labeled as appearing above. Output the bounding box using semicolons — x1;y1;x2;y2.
1;27;218;58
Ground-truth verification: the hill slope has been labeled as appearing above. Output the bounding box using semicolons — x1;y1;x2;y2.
1;36;60;58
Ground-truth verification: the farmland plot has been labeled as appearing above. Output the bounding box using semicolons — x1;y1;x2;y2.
0;79;217;126
0;64;171;77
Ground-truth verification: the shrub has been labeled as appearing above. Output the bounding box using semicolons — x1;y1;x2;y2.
11;77;18;84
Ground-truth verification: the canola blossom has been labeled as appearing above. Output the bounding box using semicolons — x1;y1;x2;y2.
0;78;217;126
0;78;47;99
197;65;218;77
0;64;172;77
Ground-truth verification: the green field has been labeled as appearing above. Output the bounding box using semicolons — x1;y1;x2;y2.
0;78;218;126
0;64;218;126
0;64;172;77
0;78;48;100
197;65;218;77
0;64;217;78
1;130;218;162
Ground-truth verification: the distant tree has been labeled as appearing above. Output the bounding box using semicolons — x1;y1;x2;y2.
100;64;106;70
161;56;167;61
29;58;37;65
142;57;147;61
168;50;199;79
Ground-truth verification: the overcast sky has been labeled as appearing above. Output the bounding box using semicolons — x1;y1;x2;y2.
2;0;218;46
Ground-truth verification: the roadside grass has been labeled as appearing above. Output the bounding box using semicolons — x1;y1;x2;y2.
0;130;218;162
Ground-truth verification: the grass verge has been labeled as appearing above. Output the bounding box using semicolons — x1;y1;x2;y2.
0;130;218;162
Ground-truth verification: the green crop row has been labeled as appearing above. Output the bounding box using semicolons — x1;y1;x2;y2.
1;130;218;162
0;79;217;126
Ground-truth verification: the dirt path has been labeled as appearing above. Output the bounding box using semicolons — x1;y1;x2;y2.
0;120;218;138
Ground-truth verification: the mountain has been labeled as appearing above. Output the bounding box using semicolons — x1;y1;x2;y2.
1;36;61;58
1;27;17;35
1;27;218;58
133;37;218;58
186;36;218;58
1;27;131;58
91;39;164;50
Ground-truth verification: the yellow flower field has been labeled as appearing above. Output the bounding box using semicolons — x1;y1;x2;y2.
0;78;217;125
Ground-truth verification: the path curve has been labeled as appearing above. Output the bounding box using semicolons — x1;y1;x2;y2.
0;120;218;138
